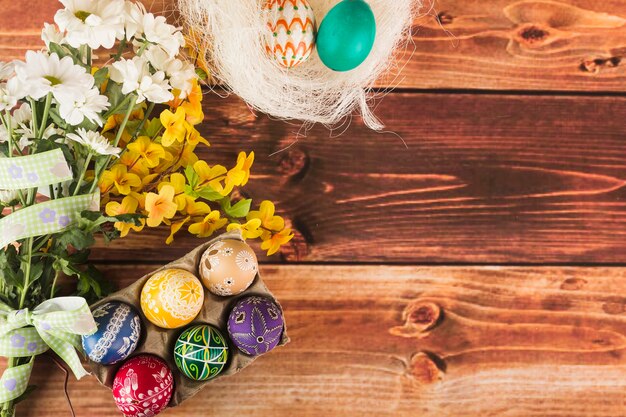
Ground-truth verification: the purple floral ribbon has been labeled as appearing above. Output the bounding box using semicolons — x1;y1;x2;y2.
0;192;99;249
0;297;98;403
0;149;72;190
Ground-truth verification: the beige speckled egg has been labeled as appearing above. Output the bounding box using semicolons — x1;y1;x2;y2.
140;268;204;329
199;239;258;296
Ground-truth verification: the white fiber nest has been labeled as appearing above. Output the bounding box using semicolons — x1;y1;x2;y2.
176;0;421;130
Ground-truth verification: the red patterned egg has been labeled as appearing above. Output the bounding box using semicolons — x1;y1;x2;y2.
264;0;316;68
112;355;174;417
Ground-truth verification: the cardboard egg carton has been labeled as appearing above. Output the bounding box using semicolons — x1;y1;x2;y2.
88;230;289;406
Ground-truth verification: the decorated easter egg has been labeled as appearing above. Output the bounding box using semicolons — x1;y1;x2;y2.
140;268;204;329
227;296;284;356
264;0;316;68
199;239;258;297
82;301;141;365
317;0;376;71
112;354;173;417
173;324;229;381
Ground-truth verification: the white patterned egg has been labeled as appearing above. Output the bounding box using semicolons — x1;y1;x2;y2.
199;239;258;296
264;0;316;68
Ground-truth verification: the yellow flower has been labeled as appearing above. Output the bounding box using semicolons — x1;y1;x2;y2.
166;217;190;245
103;107;145;134
127;136;166;168
118;149;149;178
185;124;209;146
222;151;254;195
247;200;285;238
188;210;227;238
185;200;211;217
100;165;141;195
160;107;187;147
105;195;145;237
145;185;178;227
167;141;199;170
159;172;189;211
193;161;227;192
227;218;263;239
182;81;204;125
261;228;294;256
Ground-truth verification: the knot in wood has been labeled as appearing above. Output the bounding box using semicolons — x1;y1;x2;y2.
409;352;444;385
436;11;454;25
406;301;441;332
278;149;309;178
515;24;552;47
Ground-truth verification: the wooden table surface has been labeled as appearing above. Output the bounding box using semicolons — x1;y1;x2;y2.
2;1;626;416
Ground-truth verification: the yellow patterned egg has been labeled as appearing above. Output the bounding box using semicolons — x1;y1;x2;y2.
264;0;316;68
140;268;204;329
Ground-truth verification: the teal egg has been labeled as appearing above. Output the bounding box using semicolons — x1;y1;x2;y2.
316;0;376;72
173;324;229;381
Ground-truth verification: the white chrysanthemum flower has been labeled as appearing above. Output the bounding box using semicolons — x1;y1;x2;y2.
0;62;14;80
0;125;7;144
139;13;184;57
0;80;18;111
12;102;32;125
54;0;125;49
0;189;19;204
42;23;66;47
145;46;196;98
56;87;110;126
66;128;121;156
124;0;146;40
6;103;62;149
13;51;94;101
110;56;173;104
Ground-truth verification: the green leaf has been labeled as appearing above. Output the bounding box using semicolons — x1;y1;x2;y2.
93;67;109;88
196;67;208;80
221;198;252;218
56;227;95;251
27;262;44;284
185;165;199;188
143;117;162;138
48;43;82;66
197;187;225;202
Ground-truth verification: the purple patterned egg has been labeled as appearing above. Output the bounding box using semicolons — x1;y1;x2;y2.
227;296;284;356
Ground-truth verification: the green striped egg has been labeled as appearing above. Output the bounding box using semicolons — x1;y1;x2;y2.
173;324;229;381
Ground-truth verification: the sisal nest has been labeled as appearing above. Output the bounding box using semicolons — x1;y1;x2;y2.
176;0;422;131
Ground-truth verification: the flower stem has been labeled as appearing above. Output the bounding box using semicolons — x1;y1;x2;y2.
38;93;52;138
29;98;39;139
18;236;34;309
72;152;93;196
88;96;136;194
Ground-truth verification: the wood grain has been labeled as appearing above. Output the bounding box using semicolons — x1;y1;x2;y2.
394;0;626;91
89;92;626;264
15;265;626;417
4;1;626;91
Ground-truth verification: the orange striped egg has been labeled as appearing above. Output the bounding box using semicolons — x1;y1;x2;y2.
265;0;316;68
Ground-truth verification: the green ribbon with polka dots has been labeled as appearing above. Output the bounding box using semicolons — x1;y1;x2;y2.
0;297;97;403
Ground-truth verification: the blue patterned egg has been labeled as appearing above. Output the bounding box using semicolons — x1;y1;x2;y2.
82;301;142;365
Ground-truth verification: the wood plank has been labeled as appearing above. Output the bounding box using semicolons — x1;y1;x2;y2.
4;1;626;91
15;265;626;416
90;92;626;264
393;0;626;91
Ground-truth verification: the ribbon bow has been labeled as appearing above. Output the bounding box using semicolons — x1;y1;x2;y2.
0;297;97;403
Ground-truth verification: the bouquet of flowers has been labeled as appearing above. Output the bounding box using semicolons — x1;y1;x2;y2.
0;1;292;415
